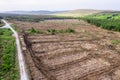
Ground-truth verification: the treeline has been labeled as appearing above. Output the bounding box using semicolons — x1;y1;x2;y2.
3;15;75;22
82;16;120;32
5;16;45;22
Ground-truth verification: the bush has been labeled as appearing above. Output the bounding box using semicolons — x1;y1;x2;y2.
27;27;44;34
65;28;75;33
31;27;36;33
27;28;75;34
47;29;57;33
47;28;75;34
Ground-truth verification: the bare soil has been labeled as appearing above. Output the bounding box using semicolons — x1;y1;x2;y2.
12;19;120;80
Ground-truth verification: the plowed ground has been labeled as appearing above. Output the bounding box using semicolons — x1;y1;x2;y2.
13;19;120;80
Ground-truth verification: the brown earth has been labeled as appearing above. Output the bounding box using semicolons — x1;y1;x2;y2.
11;19;120;80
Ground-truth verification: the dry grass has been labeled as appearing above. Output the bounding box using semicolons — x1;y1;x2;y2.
52;9;102;17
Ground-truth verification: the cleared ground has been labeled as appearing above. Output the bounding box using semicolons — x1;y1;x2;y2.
11;19;120;80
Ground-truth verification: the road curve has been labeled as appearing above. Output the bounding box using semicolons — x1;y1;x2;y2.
1;20;28;80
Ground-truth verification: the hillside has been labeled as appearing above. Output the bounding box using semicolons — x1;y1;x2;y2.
3;10;56;15
1;9;102;17
52;9;102;17
3;9;120;17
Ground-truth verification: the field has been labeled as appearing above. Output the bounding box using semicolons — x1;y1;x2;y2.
0;29;19;80
9;19;120;80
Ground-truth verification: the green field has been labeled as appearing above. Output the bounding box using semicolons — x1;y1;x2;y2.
0;29;19;80
82;12;120;31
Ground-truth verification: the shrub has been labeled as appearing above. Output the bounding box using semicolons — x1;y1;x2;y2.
27;28;75;34
47;29;57;33
65;28;75;33
27;27;44;34
31;27;36;33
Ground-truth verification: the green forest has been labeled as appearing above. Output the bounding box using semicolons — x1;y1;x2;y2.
82;13;120;31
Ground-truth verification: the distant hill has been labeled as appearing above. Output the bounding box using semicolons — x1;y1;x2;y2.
2;9;101;16
2;9;120;17
3;10;64;15
52;9;103;17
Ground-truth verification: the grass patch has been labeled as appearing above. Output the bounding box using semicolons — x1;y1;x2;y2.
0;28;19;80
111;40;120;45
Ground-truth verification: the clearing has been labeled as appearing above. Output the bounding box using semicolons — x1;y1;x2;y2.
10;19;120;80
